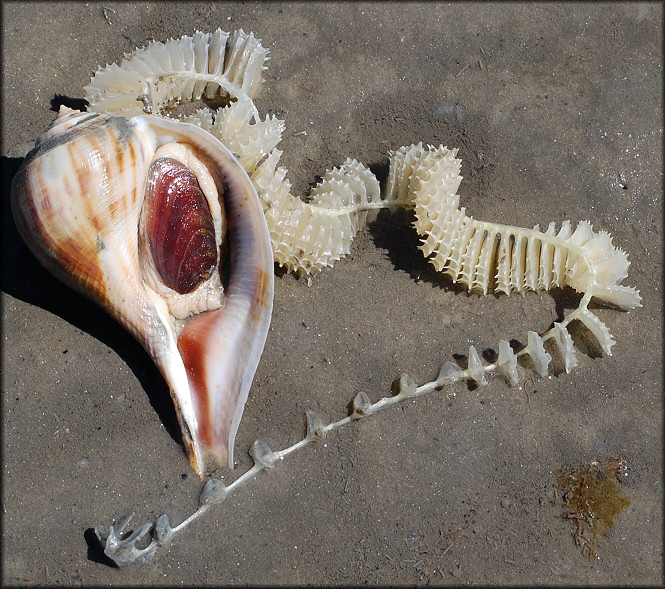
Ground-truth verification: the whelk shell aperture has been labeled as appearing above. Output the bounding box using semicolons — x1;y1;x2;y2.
10;106;274;477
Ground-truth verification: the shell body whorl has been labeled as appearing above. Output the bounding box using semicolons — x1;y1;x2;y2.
12;110;146;306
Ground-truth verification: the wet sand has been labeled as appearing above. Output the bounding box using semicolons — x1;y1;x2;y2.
2;2;662;585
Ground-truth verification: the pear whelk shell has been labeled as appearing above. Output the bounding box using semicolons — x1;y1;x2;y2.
11;105;274;477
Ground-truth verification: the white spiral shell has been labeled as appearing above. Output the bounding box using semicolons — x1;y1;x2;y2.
11;106;275;477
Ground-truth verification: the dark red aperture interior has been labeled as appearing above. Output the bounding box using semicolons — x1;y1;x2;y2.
144;157;218;294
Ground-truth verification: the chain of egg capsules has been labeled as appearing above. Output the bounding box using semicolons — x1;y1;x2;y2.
86;29;640;565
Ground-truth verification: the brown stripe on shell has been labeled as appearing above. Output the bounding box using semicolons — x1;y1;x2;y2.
18;164;108;302
65;134;102;235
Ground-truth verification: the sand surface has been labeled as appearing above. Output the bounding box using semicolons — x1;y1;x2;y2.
2;2;662;585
